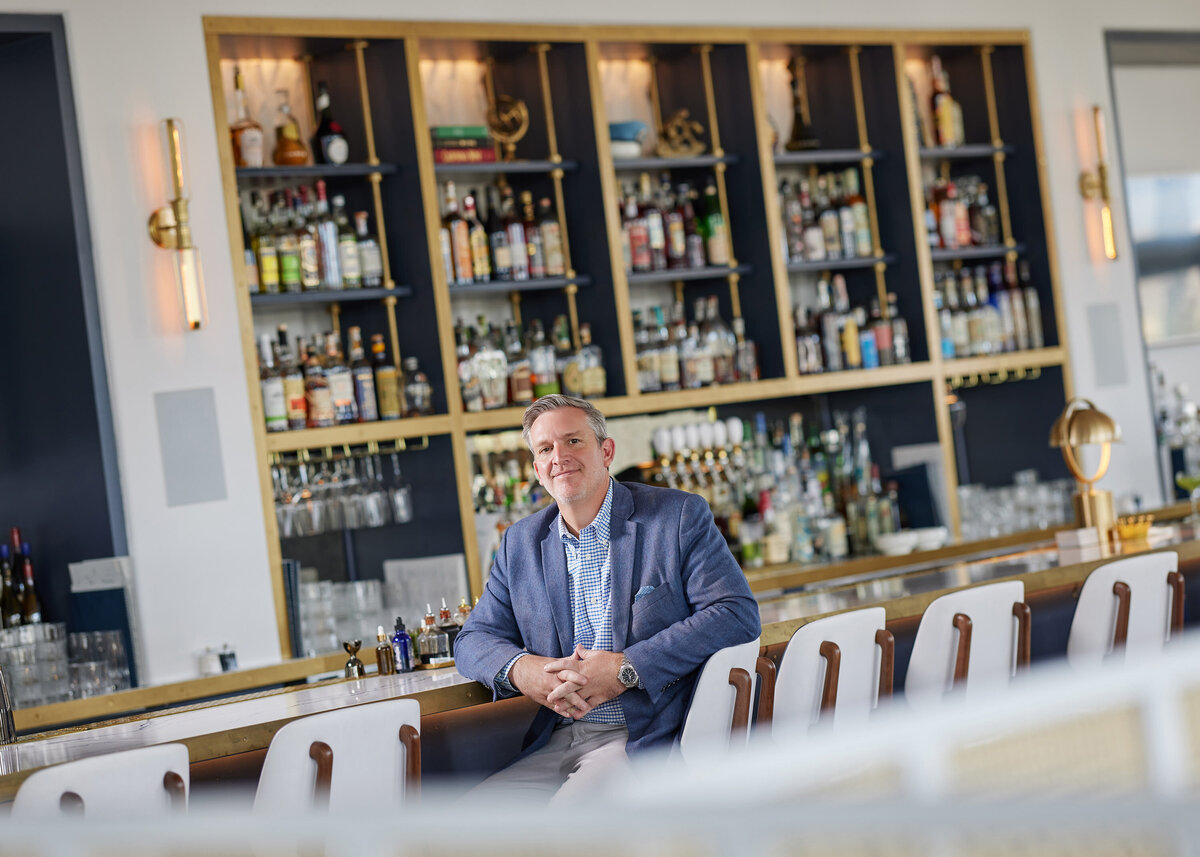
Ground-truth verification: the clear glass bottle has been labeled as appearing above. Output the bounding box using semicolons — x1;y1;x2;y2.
704;295;737;384
294;188;321;291
521;191;546;278
416;605;450;665
332;195;362;288
229;65;264;168
457;321;483;413
347;326;378;422
403;356;434;416
487;186;512;281
277;325;307;430
539;197;566;277
371;334;403;421
275;191;302;294
313;180;341;290
732;316;759;383
473;316;509;410
505;320;534;407
1020;260;1044;349
634;308;661;393
655;306;681;392
354;211;383;288
259;333;287;433
271;88;308;166
577;323;607;399
528;320;561;399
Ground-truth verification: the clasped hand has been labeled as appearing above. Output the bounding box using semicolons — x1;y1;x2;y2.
510;645;625;719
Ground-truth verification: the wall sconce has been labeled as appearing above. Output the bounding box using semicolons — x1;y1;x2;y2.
1049;397;1122;539
1078;105;1118;261
148;118;208;330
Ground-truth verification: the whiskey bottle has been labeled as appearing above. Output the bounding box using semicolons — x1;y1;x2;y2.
313;181;342;290
325;332;359;424
304;341;335;428
781;179;804;261
539;197;566;278
294;188;321;291
229;65;264;168
332;195;362;288
259;334;287;433
834;174;857;260
816;176;842;261
277;325;307;430
442;181;473;287
311;81;349;165
521;191;546;279
656;306;681;392
371;334;403;420
375;626;397;676
704;295;737;384
929;56;961;148
354;212;384;288
732;316;759;382
436;599;461;652
502;185;529;281
624;190;651;273
271;88;308;166
457;321;483;413
403;356;434;416
504;320;534;406
638;173;667;271
799;179;825;262
554;316;584;398
677;183;707;269
463;191;491;283
486;186;512;281
577;323;607;399
347;326;378;422
662;176;688;270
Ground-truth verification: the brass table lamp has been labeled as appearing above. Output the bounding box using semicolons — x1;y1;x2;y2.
1049;398;1122;538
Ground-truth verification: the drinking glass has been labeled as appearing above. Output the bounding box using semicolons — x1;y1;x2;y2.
1176;471;1200;525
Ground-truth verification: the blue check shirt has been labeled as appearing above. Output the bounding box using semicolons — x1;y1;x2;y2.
496;479;625;724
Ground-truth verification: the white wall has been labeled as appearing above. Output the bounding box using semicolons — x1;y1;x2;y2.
9;0;1190;683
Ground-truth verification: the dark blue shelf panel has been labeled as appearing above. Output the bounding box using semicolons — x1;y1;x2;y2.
775;149;884;166
930;244;1025;263
433;159;578;175
612;154;739;171
786;254;895;274
250;286;413;308
626;264;751;285
448;275;591;296
919;144;1015;160
236;163;398;181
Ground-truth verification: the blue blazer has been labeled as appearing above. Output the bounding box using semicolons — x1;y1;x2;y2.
455;480;761;756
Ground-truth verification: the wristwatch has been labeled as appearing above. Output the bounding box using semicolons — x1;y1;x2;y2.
618;654;640;689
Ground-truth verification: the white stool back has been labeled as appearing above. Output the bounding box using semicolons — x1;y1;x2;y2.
1067;551;1182;667
773;607;892;734
906;581;1029;709
11;743;189;819
254;698;421;813
678;638;760;761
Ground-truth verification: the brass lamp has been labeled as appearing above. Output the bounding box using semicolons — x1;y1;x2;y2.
1049;397;1122;537
148;118;208;330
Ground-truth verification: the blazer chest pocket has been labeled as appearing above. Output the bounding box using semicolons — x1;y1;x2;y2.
630;581;680;636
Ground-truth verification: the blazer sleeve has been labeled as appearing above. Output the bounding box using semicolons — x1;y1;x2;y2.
453;526;528;697
623;492;761;703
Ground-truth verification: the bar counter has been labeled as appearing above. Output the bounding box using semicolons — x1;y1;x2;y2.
0;514;1196;800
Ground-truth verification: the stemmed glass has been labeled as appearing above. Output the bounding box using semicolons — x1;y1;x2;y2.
1176;471;1200;526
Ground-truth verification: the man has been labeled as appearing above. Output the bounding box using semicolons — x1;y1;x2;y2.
455;395;761;801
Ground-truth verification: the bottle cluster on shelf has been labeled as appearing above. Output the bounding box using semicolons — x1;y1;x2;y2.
779;169;874;264
620;172;729;273
934;259;1044;359
440;180;566;287
794;275;912;374
230;66;351;168
0;527;42;629
923;174;1000;252
457;314;606;412
645;409;902;567
633;296;758;394
244;180;384;295
259;323;433;433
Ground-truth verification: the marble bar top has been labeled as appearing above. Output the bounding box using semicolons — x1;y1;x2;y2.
0;667;484;789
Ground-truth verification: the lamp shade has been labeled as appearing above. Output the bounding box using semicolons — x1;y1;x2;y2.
1049;398;1122;448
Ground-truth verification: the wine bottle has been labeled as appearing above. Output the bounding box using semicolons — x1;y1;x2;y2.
311;82;349;165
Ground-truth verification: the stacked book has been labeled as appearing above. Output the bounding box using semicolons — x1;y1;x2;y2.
432;125;496;165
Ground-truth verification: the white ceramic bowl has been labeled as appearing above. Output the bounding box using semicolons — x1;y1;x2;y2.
874;530;919;556
913;526;949;551
610;140;644;160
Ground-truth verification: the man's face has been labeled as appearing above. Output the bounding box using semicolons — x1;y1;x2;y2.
529;407;615;506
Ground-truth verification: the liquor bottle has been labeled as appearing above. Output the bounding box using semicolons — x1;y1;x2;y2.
814;277;843;372
577;323;607;399
332;195;362;288
929;56;961;148
436;598;461;652
0;547;19;629
501;185;528;281
553;316;583;397
834;174;858;260
19;545;40;625
251;192;280;294
924;187;941;250
971;182;1000;246
843;169;874;258
624;190;651;273
660;176;687;270
837;289;862;371
816;175;842;261
784;55;820;150
677;183;707;269
354;212;384;288
944;272;971;358
732;316;759;382
277;325;307;430
521;191;546;279
441;181;473;287
310;82;349;165
655;306;681;392
275;192;302;294
1020;260;1045;349
703;296;737;385
8;529;22;577
416;605;450;665
1005;259;1031;351
304;341;335;428
486;186;512;281
798;179;825;262
375;626;397;675
869;299;894;366
230;66;265;168
528;320;561;398
636;172;667;271
988;262;1016;353
794;306;823;374
371;334;402;420
503;320;534;406
463;190;492;283
701;179;730;266
313;180;342;290
403;356;434;416
935;274;955;359
888;293;911;365
259;334;287;433
324;332;358;424
474;317;509;410
938;181;960;250
391;618;414;673
346;327;378;423
961;267;983;355
634;309;661;393
294;188;321;291
271;88;308;165
539;197;566;277
780;179;804;262
973;266;1000;355
457;321;483;413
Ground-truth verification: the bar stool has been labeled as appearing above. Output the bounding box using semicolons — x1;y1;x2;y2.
11;743;189;819
772;607;894;735
677;638;762;762
1067;551;1183;667
254;698;421;812
906;580;1031;709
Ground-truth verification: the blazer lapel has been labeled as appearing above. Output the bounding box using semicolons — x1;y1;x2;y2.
540;521;572;657
610;482;637;651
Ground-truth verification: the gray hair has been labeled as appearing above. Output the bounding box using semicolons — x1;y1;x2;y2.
521;395;609;448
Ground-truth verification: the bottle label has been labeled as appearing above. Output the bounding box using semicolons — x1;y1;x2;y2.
353;368;378;421
338;237;362;286
509;364;534;404
542;224;565;277
284;377;307;426
659;350;681;386
235;127;264;168
257;245;279;292
469;227;492;280
583;365;607;398
359;242;384;283
375;367;402;419
706;217;730;266
298;236;321;288
451;222;473;284
245;248;260;294
490;234;512;277
279;250;301;289
328;369;358;422
507;224;529;279
261;377;288;431
306;387;335;426
320;134;349;165
439;228;455;284
562;360;585;397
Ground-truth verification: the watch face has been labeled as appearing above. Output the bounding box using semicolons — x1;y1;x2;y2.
619;662;638;688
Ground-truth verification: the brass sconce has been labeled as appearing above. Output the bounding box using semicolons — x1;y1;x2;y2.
1078;105;1118;261
148;118;208;330
1049;397;1122;538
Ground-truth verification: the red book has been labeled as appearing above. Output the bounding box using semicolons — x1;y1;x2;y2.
434;147;498;165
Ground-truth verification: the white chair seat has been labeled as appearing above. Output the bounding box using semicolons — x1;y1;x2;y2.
11;743;189;819
1067;551;1182;667
677;638;761;761
254;698;421;812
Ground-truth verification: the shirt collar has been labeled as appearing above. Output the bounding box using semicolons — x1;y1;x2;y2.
557;478;614;546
